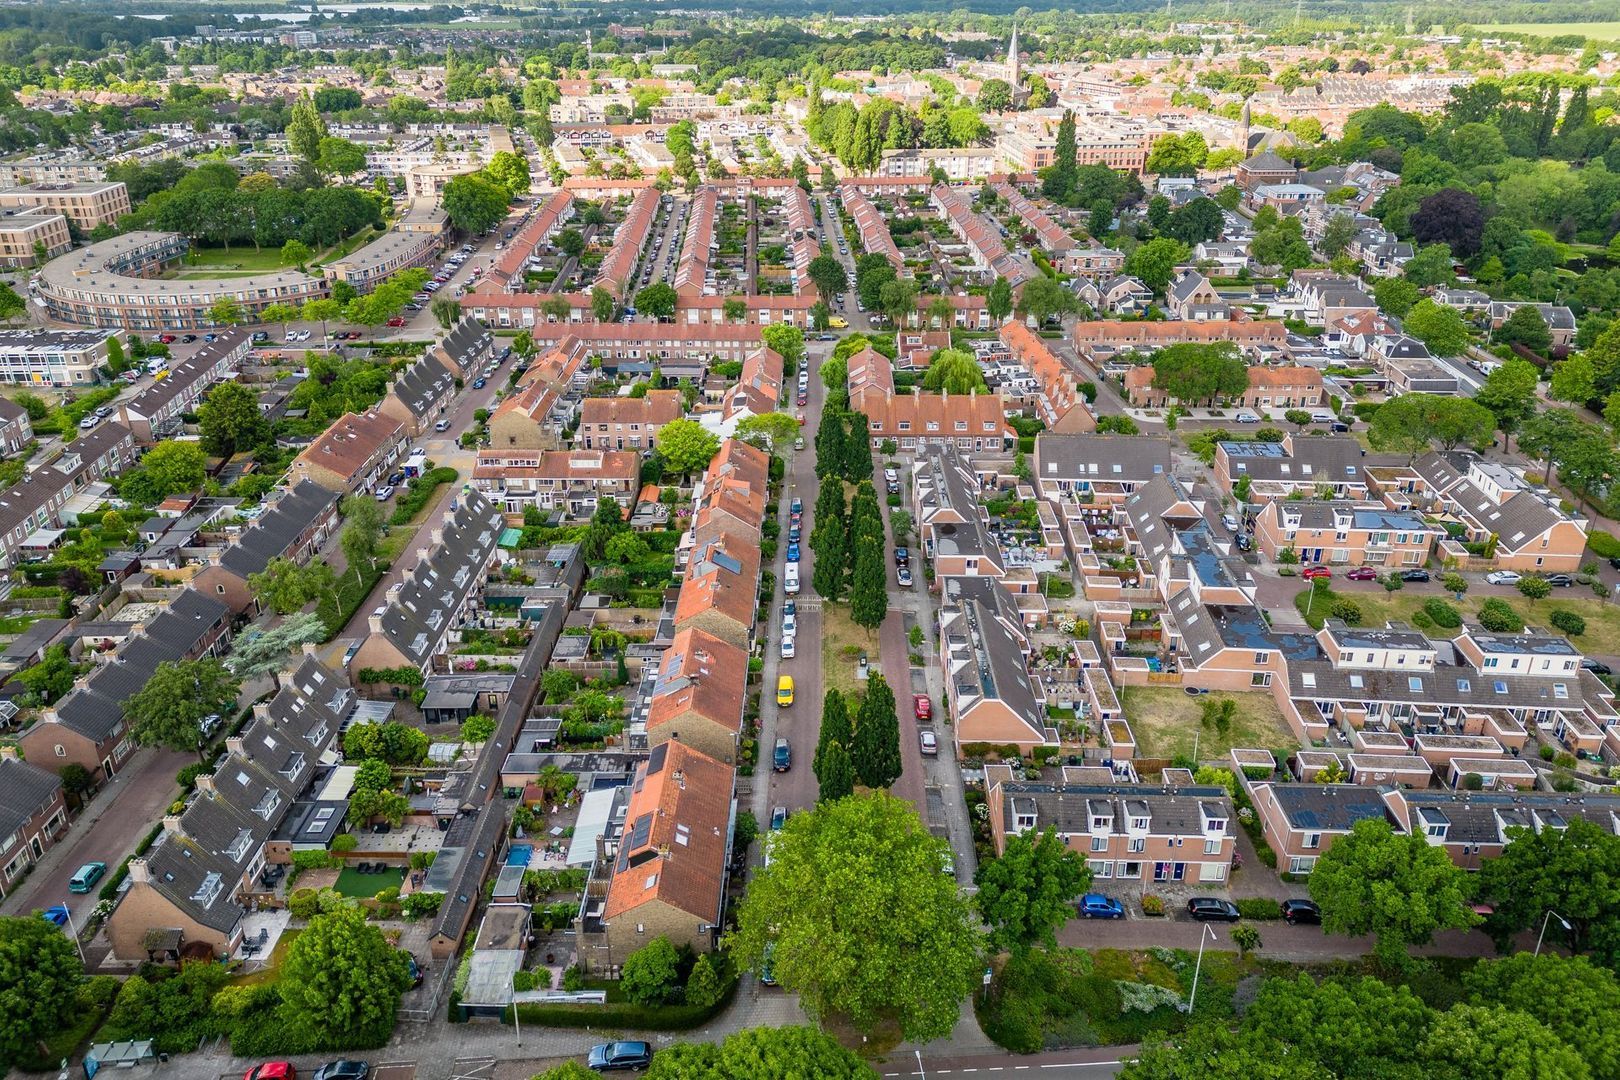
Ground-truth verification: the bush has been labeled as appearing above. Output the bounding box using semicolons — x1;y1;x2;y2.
1234;898;1282;920
331;833;358;853
1141;894;1165;916
1422;598;1462;628
1587;530;1620;560
1540;744;1557;761
1477;598;1524;633
1550;609;1586;636
1328;599;1362;624
620;936;682;1006
287;888;322;919
400;891;444;918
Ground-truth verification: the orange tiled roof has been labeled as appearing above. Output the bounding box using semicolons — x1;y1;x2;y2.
645;627;749;738
602;740;733;923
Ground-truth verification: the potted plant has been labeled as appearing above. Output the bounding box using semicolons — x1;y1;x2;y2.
1141;893;1165;917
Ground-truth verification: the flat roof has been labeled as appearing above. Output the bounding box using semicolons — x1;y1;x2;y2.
40;230;322;299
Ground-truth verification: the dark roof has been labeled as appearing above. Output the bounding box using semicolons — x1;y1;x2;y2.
217;480;338;579
0;757;62;836
436;318;494;371
122;330;247;419
1266;783;1394;832
0;423;131;538
390;353;456;420
1034;433;1171;484
431;805;506;943
375;491;503;667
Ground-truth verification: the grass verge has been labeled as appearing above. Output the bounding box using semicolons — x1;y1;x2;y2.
820;600;879;702
1121;686;1294;760
1292;585;1620;652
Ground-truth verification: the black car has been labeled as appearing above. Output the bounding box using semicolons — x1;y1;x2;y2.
773;737;791;772
1400;568;1430;582
588;1042;653;1072
1609;557;1620;571
312;1062;370;1080
1545;573;1575;587
1186;897;1241;922
1281;899;1321;925
1582;657;1612;676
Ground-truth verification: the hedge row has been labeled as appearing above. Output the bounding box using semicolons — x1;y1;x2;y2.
510;974;738;1031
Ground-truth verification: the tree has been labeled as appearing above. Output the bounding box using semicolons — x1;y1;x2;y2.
1166;198;1225;247
1475;359;1540;452
484;150;531;195
849;538;888;634
442;173;510;235
1367;393;1495;457
430;295;462;330
810;475;848;601
0;283;25;324
761;324;806;371
734;412;799;450
1145;131;1209;176
1240;973;1434;1076
922;350;987;394
1463;954;1620;1080
879;277;918;327
808;252;848;302
975;827;1090;955
287;94;327;162
852;672;901;789
197;380;267;457
1230;924;1262;958
1151;342;1249;406
1373;276;1420;318
723;295;747;323
0;914;84;1069
1125;237;1191;293
1319;213;1359;259
315;136;367;179
15;644;76;705
727;792;980;1042
1016;276;1078;324
591;286;616;322
620;937;681;1006
655;419;720;475
1402;242;1456;287
1307;817;1478;967
277;905;410;1048
815;688;854;783
209;297;245;326
120;441;207;505
1403;298;1470;356
1284;408;1313;430
1518;575;1552;601
987;277;1013;323
978;79;1013;112
1124;1024;1337;1080
634;282;677;320
1410;188;1485;257
124;657;241;757
532;1066;601;1080
1498;305;1553;355
1550;353;1596;406
1423;1003;1590;1080
302;298;342;342
815;738;855;802
226;612;329;679
1476;817;1620;955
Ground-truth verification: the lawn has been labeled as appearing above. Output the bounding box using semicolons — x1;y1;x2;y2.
1479;21;1620;39
1291;586;1620;653
333;864;404;898
820;600;880;702
172;229;373;276
1121;685;1295;761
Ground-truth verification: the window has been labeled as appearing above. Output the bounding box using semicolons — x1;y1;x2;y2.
1128;837;1145;853
1130;817;1149;831
1091;835;1108;852
1303;832;1320;849
1289;856;1316;874
1089;859;1112;878
1204;838;1222;855
1118;861;1142;879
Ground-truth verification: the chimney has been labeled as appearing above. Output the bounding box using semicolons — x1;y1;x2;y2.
127;858;151;885
0;745;16;762
253;703;272;723
673;769;685;790
368;612;385;634
385;582;403;605
431;528;444;547
162;813;184;834
301;641;319;656
195;773;216;793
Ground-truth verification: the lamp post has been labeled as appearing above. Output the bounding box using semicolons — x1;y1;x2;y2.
1535;909;1571;957
1186;923;1217;1014
60;902;86;966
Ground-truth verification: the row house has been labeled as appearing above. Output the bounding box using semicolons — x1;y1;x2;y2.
673;530;761;649
347;493;504;679
1000;320;1096;433
466;313;764;364
323;228;440;293
0;422;135;570
1123;363;1323;411
938;577;1050;752
488;378;573;451
595;185;660;300
578;390;683;451
838;185;905;275
701;345;783;437
0;397;30;454
1213;434;1370;503
472;449;639;518
1033;433;1170;556
672;186;718;298
288;409;408;494
985;764;1235;889
463;287;814;331
19;589;231;781
487;190;574;291
992;181;1074;256
896;330;951;370
192;480;340;615
1290;271;1375;326
1071;318;1287;358
643;627;748;766
378;352;457;437
930;184;1038;290
1253;500;1439;568
430;317;497;381
848;346;1014;454
1346;226;1412;277
117;329;249;444
0;749;68;899
1367;451;1588;573
781;185;819;293
691;439;770;549
106;655;347;959
914;445;1005;587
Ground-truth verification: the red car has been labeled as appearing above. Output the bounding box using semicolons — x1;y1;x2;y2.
159;334;176;344
244;1064;295;1080
1302;566;1332;580
914;695;932;722
1345;566;1378;581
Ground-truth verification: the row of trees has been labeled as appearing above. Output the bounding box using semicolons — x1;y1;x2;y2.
118;162;384;252
812;679;901;800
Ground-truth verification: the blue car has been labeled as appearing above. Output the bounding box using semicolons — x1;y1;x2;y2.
788;526;800;543
786;542;800;562
472;378;486;389
1078;893;1125;919
40;905;69;928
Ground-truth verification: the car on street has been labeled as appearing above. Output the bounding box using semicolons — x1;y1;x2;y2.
244;1064;296;1080
786;542;800;562
919;729;937;756
1079;894;1125;919
773;737;792;772
796;392;807;406
472;378;486;389
588;1042;653;1072
40;905;69;927
68;861;106;893
1186;897;1241;922
914;695;932;722
1486;570;1522;585
311;1062;369;1080
1545;573;1575;587
787;526;800;543
373;485;395;502
386;316;406;327
790;497;802;516
1346;566;1378;581
783;599;795;617
895;546;910;566
434;419;452;432
770;806;787;830
1582;657;1612;676
1233;409;1260;423
782;613;797;637
1301;566;1332;580
1281;899;1321;925
776;675;794;707
1401;568;1431;582
780;635;794;658
896;566;912;586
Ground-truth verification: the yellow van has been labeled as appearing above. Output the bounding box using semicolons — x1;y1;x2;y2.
776;675;794;707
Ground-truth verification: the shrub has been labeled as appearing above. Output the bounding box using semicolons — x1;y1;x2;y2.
1462;772;1484;791
401;891;444;918
1587;530;1620;560
1234;898;1282;920
1550;609;1586;636
287;888;322;919
1540;744;1557;761
620;936;682;1006
1477;598;1524;633
1422;598;1462;628
331;833;358;853
1411;610;1435;631
561;966;586;992
1140;894;1165;916
1328;599;1362;624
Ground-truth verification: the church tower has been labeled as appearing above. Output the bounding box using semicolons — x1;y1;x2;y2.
1237;97;1252;156
1006;23;1021;87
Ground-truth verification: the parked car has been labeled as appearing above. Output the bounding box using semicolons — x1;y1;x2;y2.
1281;899;1321;925
1301;566;1332;580
780;635;795;659
1545;573;1575;587
894;547;910;566
1400;568;1431;582
373;485;395;502
782;612;797;637
311;1062;369;1080
1079;894;1126;919
786;542;800;562
1186;897;1241;922
68;861;106;894
783;599;795;617
1346;566;1378;581
897;566;913;587
40;905;69;927
588;1042;652;1072
434;419;452;432
1486;570;1522;585
787;526;800;544
1233;409;1260;423
919;729;938;756
1582;657;1612;676
770;806;787;830
472;378;486;389
776;676;794;707
773;737;792;772
244;1064;296;1080
914;695;932;722
386;316;406;327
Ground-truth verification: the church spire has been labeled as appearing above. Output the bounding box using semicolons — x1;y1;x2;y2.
1006;23;1021;87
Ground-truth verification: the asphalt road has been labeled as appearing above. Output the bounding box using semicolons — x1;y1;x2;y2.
885;1049;1130;1079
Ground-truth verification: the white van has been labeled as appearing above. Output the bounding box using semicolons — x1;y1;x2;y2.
783;563;800;594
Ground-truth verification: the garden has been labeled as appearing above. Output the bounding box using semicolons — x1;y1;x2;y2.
1119;687;1296;761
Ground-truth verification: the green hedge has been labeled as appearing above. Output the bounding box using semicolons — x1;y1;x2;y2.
1234;898;1282;920
1588;530;1620;560
511;972;737;1030
389;467;458;526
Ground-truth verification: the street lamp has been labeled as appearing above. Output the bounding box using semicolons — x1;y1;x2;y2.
60;901;86;966
1186;923;1217;1014
1535;909;1572;957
